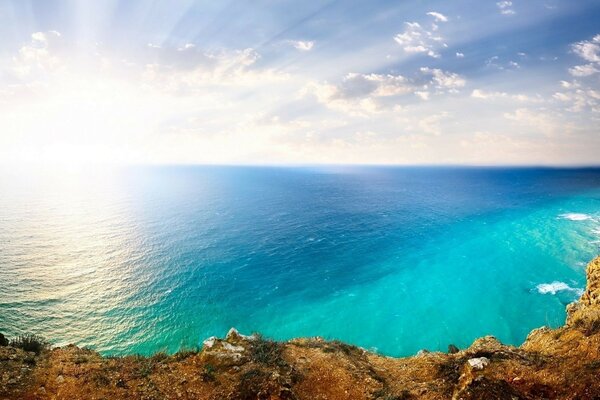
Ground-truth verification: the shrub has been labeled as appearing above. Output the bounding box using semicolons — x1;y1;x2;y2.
10;334;48;355
174;346;200;361
249;334;285;366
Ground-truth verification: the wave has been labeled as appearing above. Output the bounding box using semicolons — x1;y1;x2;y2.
558;213;593;221
536;281;584;296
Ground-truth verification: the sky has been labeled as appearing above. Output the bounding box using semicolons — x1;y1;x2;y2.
0;0;599;166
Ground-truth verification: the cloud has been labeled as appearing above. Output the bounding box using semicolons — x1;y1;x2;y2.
571;34;600;63
394;20;446;58
568;34;600;77
456;52;464;58
415;91;430;100
497;1;516;15
471;89;542;103
306;66;467;114
289;40;315;51
10;31;64;80
485;55;521;70
417;111;450;135
141;46;291;94
339;73;412;97
426;12;448;22
503;108;563;136
420;67;466;91
569;64;599;77
556;34;600;112
303;72;414;116
553;85;600;113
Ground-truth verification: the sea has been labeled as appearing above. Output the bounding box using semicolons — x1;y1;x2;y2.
0;166;599;357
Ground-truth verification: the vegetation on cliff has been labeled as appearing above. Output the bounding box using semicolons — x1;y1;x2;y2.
1;257;600;399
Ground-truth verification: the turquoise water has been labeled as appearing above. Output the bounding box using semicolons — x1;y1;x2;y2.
0;166;599;356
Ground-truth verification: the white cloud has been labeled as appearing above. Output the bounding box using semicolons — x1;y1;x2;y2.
456;52;464;58
497;1;516;15
11;31;64;79
394;20;446;58
415;91;430;100
568;34;600;78
571;34;600;63
290;40;314;51
569;64;599;77
338;72;412;97
503;108;562;136
306;66;467;115
417;111;450;135
426;12;448;22
420;67;466;90
471;89;541;103
141;47;290;93
557;34;600;112
303;72;414;116
485;55;521;70
553;86;600;113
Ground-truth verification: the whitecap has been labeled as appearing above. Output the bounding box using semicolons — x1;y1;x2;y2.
558;213;592;221
536;281;583;296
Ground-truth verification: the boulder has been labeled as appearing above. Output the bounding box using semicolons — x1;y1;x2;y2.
467;357;490;370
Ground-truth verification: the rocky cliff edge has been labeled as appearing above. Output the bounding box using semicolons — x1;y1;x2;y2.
2;256;600;400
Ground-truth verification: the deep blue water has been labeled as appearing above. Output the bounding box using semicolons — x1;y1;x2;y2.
1;166;599;356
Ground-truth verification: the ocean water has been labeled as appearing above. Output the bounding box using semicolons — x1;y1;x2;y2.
0;166;599;357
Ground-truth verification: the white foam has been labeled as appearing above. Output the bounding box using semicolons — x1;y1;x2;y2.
536;281;583;296
558;213;592;221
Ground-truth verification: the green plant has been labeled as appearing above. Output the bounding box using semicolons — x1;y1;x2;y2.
174;346;200;361
0;332;8;347
10;334;48;355
249;334;285;366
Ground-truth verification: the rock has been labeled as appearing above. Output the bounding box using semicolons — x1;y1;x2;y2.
448;344;460;354
225;328;256;342
469;336;503;353
222;342;245;353
416;349;430;357
0;333;8;347
467;357;490;370
56;375;65;384
566;258;600;326
203;337;217;349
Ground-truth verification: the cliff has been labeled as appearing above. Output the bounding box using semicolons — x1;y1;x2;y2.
2;257;600;400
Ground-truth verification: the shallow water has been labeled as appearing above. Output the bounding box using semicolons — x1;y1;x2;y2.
1;166;599;356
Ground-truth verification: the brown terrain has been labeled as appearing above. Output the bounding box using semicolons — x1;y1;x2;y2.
2;256;600;400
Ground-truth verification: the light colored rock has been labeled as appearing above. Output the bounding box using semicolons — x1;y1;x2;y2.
226;328;256;342
222;342;245;353
56;375;65;384
467;357;490;370
202;337;217;349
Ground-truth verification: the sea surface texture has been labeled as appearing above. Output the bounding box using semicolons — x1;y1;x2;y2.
1;166;599;357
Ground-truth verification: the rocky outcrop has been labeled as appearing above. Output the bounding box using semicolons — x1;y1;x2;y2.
1;256;600;400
